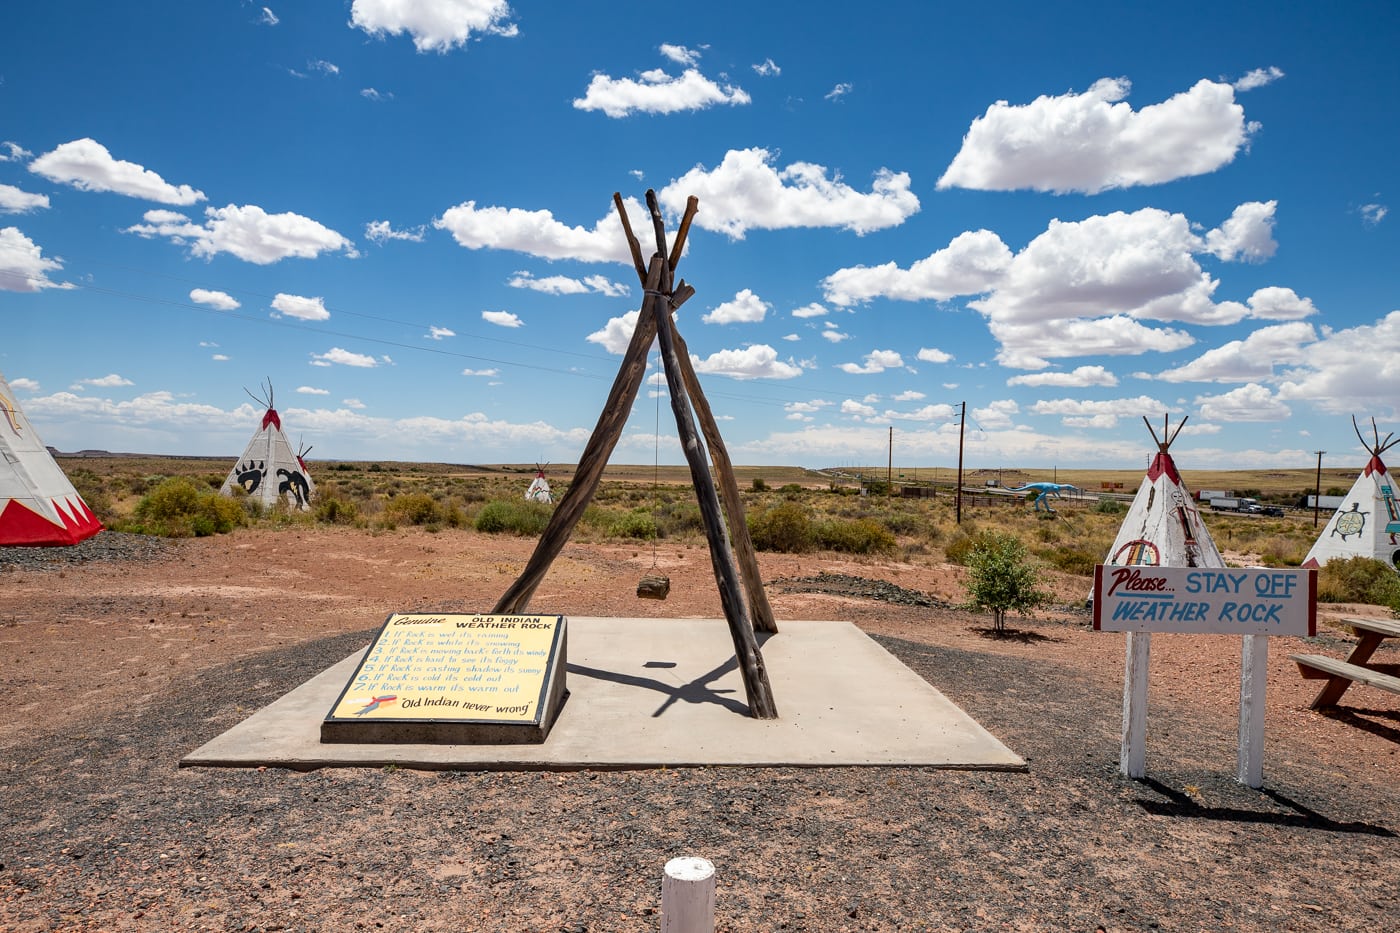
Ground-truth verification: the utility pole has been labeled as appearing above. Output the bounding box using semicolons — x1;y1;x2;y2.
1314;450;1325;528
887;426;893;496
956;401;965;524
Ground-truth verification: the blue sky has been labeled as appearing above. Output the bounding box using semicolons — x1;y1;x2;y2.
3;1;1398;472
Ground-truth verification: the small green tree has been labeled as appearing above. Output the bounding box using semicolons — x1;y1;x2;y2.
962;532;1051;634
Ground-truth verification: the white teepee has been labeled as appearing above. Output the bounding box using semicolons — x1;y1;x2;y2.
525;463;553;504
220;382;315;511
1102;415;1225;571
0;373;104;546
1302;417;1400;570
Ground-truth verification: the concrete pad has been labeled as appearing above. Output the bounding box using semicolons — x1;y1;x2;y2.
180;618;1024;772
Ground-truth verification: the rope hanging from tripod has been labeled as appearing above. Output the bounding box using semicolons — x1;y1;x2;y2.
637;343;671;600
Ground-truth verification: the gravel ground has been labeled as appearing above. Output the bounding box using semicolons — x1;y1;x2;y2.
2;529;1398;931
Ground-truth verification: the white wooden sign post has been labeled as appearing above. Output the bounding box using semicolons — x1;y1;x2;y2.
1094;565;1316;788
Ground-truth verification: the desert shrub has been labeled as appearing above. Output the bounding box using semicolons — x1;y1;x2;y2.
608;509;658;540
749;501;815;553
944;530;978;566
66;468;115;523
1096;497;1126;514
1040;545;1098;576
814;517;897;554
751;477;768;492
655;500;703;538
314;495;361;526
962;532;1052;634
128;477;245;537
1316;557;1400;611
383;492;440;526
473;499;551;536
779;483;804;497
440;500;468;529
876;508;925;536
1256;534;1308;568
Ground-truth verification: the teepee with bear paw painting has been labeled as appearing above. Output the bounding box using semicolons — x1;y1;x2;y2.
220;381;315;512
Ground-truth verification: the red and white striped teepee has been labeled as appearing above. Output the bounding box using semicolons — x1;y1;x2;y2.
0;373;103;546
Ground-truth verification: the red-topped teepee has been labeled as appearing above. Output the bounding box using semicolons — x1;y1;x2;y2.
1302;417;1400;570
1102;415;1224;571
219;382;315;511
0;373;103;546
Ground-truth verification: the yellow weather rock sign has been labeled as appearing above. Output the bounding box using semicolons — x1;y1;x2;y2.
322;613;567;745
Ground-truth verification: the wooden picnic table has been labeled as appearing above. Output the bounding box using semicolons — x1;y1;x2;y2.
1291;617;1400;709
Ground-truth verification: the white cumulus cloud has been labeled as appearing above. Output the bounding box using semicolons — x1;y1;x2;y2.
1195;383;1290;421
573;53;750;117
1007;365;1118;387
938;77;1254;194
482;310;522;328
839;349;905;375
312;347;379;368
916;347;954;364
703;288;769;324
434;199;636;264
657;148;918;238
126;204;357;264
1232;66;1284;92
189;288;240;310
0;227;64;292
0;184;49;213
1155;321;1316;384
822;229;1011;307
30;138;205;205
349;0;517;53
507;271;629;296
365;220;426;243
690;345;802;380
272;293;330;321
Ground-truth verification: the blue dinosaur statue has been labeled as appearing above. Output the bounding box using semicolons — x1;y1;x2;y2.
1003;481;1080;512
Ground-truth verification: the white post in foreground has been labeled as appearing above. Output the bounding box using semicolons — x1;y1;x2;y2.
662;856;715;933
1120;631;1150;779
1237;634;1268;788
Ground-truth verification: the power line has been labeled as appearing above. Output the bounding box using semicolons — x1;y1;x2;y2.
1;254;967;421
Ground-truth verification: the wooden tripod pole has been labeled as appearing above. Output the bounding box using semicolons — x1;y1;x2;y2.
647;249;777;718
659;311;777;634
615;194;776;633
492;258;669;615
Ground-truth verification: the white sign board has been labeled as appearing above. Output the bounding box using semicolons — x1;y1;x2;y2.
1093;566;1316;636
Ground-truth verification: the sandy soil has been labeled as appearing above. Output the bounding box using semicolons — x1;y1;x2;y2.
1;527;1398;931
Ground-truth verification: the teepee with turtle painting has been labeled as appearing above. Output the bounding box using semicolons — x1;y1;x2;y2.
220;381;315;512
1102;415;1225;572
0;372;104;546
1302;417;1400;571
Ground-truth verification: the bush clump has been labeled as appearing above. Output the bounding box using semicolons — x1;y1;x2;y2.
474;499;551;536
655;501;703;538
815;517;897;555
962;531;1052;634
749;501;815;553
608;509;658;540
1041;545;1098;576
314;495;361;526
128;477;246;537
1316;556;1400;612
383;492;441;526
